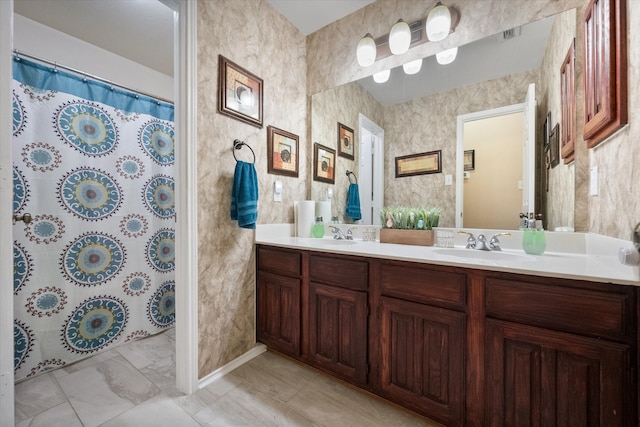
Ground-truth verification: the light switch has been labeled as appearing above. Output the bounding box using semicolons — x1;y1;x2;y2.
444;174;453;185
589;166;598;196
274;180;282;202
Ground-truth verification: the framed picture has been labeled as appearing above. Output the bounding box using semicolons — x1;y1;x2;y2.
549;123;560;168
218;55;263;128
464;149;475;171
337;122;355;160
395;150;442;178
267;125;299;177
313;143;335;184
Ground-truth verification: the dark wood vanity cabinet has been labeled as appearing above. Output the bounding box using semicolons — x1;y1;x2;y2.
255;245;638;426
484;275;637;426
582;0;627;148
375;261;467;426
256;246;302;356
307;254;368;386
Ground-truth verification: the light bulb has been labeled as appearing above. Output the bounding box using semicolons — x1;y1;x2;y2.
373;69;390;83
389;19;411;55
402;58;423;75
436;46;458;65
426;3;452;42
357;34;377;67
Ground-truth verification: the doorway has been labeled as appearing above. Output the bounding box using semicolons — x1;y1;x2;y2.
455;83;536;229
1;1;198;424
358;114;384;225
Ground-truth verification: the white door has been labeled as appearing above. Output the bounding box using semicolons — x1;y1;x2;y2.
358;114;384;225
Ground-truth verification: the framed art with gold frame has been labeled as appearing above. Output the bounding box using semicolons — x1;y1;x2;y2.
395;150;442;177
337;122;355;160
218;55;263;128
267;125;299;177
313;143;335;184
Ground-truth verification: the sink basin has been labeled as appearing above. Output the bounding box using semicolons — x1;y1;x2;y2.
434;248;531;261
319;239;357;245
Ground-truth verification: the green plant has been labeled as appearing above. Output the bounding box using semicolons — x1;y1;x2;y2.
379;206;442;230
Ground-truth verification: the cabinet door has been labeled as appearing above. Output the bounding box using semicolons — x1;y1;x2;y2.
583;0;627;147
256;271;300;356
485;319;632;427
308;282;367;386
379;296;465;426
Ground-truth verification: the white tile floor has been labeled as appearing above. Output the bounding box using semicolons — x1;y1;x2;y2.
14;328;441;426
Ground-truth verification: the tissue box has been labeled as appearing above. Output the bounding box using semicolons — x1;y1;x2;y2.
379;229;434;246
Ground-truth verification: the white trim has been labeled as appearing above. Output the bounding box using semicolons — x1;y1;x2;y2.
455;102;526;228
0;1;14;425
198;344;267;390
174;0;199;395
358;114;384;225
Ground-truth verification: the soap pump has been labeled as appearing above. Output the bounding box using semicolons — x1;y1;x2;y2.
522;216;546;255
311;216;325;238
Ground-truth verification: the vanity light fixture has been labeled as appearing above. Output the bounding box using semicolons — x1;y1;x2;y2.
389;19;411;55
357;33;377;67
426;2;452;42
373;69;391;83
402;58;423;75
436;46;458;65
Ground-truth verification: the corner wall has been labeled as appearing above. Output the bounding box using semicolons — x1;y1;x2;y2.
196;0;307;377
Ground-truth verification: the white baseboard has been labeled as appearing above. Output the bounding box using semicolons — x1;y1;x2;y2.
197;343;267;390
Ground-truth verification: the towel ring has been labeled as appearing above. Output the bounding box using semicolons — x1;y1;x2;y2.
346;170;358;184
233;139;256;163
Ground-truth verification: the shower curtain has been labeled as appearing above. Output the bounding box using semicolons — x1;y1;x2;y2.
11;57;175;382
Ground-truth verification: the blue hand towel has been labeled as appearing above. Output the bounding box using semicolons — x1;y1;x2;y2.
345;183;362;221
230;160;258;229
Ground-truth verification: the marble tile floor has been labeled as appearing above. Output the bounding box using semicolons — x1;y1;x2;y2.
14;328;441;426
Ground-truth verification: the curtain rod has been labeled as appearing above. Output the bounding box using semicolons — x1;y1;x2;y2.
12;49;173;105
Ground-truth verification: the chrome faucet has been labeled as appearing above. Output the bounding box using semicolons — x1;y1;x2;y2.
459;231;511;251
488;232;511;251
329;225;353;240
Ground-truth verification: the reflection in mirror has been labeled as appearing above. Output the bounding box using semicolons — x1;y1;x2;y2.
311;9;577;230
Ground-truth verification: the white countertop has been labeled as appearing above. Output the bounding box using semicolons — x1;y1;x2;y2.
255;225;640;287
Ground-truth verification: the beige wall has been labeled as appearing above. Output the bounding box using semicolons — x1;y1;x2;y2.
464;113;524;229
310;82;384;221
539;8;577;231
196;0;307;377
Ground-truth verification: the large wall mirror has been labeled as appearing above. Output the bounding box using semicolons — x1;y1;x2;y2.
311;9;576;230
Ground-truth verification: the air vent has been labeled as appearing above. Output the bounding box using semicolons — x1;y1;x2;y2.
503;26;522;40
410;20;423;44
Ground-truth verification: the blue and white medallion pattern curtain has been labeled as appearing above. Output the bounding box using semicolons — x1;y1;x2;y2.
11;57;175;382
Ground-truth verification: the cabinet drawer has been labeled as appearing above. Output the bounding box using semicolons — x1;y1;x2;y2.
379;262;466;309
309;254;367;290
485;277;635;342
257;246;301;277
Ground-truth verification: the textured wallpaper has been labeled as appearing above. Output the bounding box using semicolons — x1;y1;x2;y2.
196;0;307;377
539;9;577;231
310;82;384;223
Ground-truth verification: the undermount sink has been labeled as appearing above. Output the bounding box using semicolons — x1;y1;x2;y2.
434;248;532;261
320;238;357;245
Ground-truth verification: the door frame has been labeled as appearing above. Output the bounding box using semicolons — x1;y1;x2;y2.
0;1;15;425
358;113;384;225
0;1;200;421
455;102;528;228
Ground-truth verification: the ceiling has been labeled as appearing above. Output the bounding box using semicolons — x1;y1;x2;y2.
13;0;552;105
